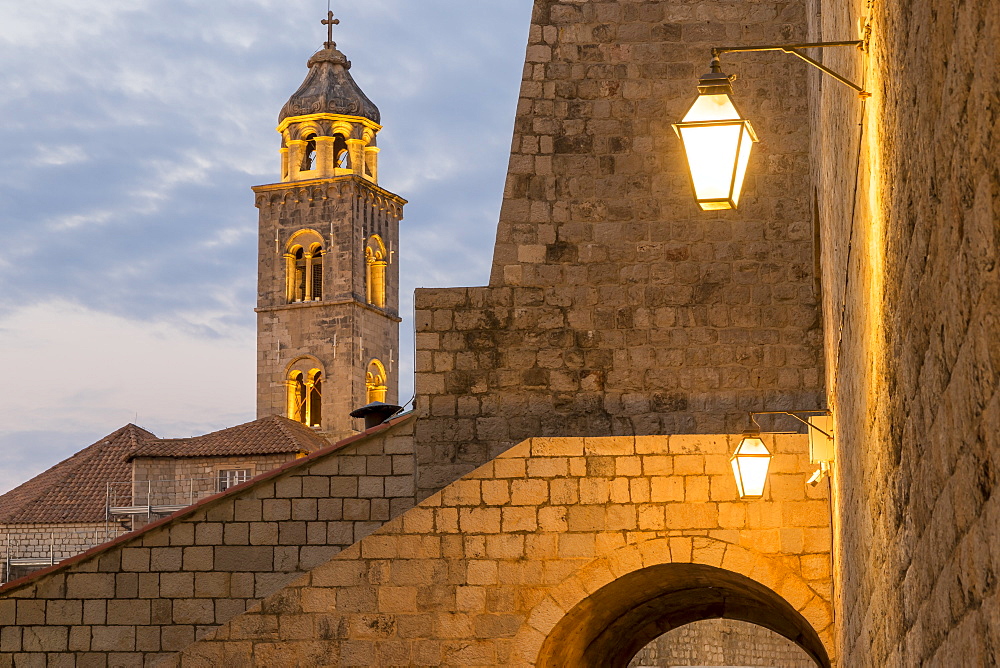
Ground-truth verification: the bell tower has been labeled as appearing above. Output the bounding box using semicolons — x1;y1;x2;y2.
253;12;405;439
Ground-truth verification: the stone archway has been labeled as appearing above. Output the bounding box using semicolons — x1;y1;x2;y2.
515;535;833;667
167;435;835;667
535;562;829;668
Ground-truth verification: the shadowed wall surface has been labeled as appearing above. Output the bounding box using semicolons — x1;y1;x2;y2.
0;418;416;665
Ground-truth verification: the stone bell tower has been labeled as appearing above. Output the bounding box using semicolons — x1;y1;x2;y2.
253;13;405;439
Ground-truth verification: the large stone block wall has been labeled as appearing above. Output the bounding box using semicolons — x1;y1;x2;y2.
412;0;826;497
811;0;1000;663
628;618;815;667
0;416;415;666
170;433;833;667
131;455;294;502
1;524;126;585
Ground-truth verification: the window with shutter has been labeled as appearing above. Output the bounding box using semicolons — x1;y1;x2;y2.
312;255;323;301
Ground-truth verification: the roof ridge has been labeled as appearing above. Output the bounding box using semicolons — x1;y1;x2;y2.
0;423;144;524
274;415;334;451
271;415;308;445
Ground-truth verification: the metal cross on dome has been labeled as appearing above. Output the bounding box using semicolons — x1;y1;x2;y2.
322;10;340;49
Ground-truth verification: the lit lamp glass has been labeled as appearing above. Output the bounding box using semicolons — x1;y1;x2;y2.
731;430;772;499
672;71;758;210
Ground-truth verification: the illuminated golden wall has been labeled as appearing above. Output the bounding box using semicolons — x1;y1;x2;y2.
811;0;1000;662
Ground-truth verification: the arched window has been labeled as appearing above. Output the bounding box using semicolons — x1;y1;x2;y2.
366;359;388;404
309;243;323;301
301;134;317;171
365;235;388;309
293;247;307;302
333;134;350;169
285;231;325;303
287;361;323;429
306;369;322;428
288;371;306;423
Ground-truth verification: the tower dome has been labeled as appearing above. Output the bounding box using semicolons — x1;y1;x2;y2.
278;43;380;124
274;13;383;184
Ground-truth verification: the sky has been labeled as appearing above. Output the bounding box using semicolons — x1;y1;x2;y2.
0;0;534;494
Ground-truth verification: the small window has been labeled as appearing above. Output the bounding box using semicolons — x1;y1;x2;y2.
301;134;317;171
217;469;251;492
334;134;350;169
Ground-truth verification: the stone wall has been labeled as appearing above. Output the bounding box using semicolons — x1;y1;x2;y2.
628;618;815;667
127;455;297;532
170;433;834;667
131;455;294;504
0;416;415;666
1;524;126;585
412;0;825;498
810;0;1000;663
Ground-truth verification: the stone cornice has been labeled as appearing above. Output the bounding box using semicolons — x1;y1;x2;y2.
252;175;407;210
255;298;402;323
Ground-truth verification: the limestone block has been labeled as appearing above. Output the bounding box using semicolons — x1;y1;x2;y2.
90;626;136;652
214;547;274;572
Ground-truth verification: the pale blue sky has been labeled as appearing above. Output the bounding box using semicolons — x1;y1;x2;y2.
0;0;534;493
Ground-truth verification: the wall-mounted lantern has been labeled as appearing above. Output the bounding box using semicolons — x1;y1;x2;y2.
731;430;772;499
732;410;835;498
672;70;757;211
675;41;869;210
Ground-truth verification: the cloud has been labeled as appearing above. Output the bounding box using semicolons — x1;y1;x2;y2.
0;300;256;493
0;0;534;493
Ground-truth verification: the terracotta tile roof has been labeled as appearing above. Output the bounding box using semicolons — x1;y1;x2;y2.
127;415;331;460
0;412;415;596
0;424;156;524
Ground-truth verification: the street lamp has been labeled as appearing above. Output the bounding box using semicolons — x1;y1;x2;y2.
675;41;869;210
672;68;757;211
730;430;772;499
730;411;836;499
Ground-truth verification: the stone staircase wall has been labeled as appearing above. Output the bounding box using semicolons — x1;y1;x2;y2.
0;416;415;667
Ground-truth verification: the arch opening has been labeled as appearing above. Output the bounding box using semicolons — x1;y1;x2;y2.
333;134;350;169
285;230;325;303
365;234;387;308
365;358;387;404
286;359;324;429
536;563;829;668
301;133;317;171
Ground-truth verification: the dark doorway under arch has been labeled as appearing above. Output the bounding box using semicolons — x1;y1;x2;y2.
536;563;829;668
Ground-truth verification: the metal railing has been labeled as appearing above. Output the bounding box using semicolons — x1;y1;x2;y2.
1;475;252;584
2;527;126;584
105;477;230;520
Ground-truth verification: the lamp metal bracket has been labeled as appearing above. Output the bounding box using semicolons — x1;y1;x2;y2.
749;410;834;440
710;41;869;98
